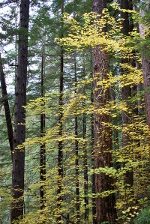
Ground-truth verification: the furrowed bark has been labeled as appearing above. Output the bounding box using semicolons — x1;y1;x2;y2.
141;57;150;162
92;0;117;222
139;0;150;158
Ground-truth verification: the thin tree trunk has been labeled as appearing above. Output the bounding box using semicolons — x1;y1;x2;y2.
74;52;80;223
83;87;88;222
11;0;29;222
0;54;14;161
57;2;64;219
40;49;46;210
90;48;97;224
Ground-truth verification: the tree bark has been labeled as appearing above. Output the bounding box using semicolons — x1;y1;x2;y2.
93;47;117;223
142;56;150;159
57;45;64;223
121;0;133;203
0;54;14;161
139;3;150;158
83;87;88;222
74;52;80;224
90;48;97;224
11;0;29;222
57;2;64;220
92;0;117;222
40;48;46;211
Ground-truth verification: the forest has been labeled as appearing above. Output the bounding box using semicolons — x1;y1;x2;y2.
0;0;150;223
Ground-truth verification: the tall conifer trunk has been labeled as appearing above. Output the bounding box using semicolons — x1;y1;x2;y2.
74;52;80;223
121;0;133;204
57;44;64;223
139;1;150;160
11;0;29;222
90;48;97;224
142;58;150;137
92;0;117;223
83;85;88;222
40;49;46;210
57;3;64;221
0;54;14;160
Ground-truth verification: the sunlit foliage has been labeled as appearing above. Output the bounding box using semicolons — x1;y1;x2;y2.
1;4;150;224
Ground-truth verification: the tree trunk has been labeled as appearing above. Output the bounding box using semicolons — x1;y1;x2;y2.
83;87;88;222
11;0;29;222
137;81;143;115
40;49;46;211
92;0;117;223
90;48;97;224
121;0;133;205
57;1;64;218
139;1;150;159
0;54;14;161
74;52;80;223
142;57;150;154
